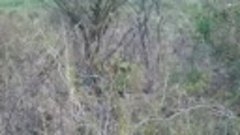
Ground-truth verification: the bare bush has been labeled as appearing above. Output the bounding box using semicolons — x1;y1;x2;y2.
0;0;240;135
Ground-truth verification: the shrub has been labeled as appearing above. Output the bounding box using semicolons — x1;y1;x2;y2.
54;0;127;60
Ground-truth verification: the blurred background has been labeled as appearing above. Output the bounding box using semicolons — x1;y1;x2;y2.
0;0;240;134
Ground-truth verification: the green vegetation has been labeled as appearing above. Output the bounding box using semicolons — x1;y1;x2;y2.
0;0;240;135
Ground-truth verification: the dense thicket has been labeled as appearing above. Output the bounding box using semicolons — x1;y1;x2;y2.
0;0;240;135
